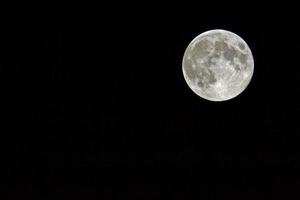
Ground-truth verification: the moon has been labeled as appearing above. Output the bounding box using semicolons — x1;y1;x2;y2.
182;29;254;101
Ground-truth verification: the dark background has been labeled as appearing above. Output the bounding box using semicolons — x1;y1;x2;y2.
3;6;300;199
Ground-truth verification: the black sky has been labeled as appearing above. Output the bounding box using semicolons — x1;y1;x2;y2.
3;6;300;200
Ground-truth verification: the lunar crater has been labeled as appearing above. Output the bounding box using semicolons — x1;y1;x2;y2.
238;42;245;50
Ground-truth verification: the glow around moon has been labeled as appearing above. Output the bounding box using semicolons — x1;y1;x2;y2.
182;29;254;101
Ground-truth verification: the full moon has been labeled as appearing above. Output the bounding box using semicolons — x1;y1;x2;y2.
182;29;254;101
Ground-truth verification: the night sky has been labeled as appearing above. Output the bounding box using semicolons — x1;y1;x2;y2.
3;6;300;200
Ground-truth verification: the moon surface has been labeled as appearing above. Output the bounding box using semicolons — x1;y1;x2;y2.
182;29;254;101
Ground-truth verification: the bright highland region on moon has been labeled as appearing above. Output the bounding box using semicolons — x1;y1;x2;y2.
182;29;254;101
